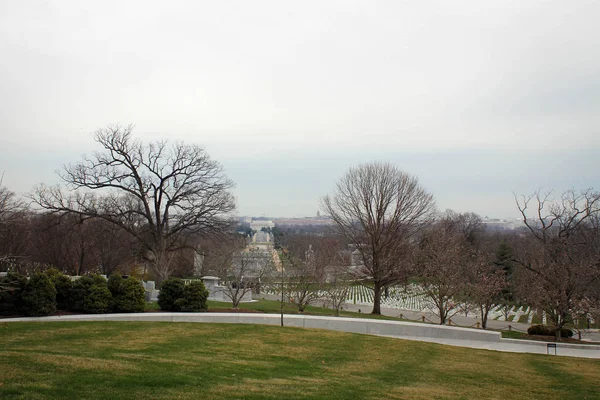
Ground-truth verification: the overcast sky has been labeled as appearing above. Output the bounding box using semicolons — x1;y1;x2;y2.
1;1;598;218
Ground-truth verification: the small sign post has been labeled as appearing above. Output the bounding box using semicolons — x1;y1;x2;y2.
547;343;557;355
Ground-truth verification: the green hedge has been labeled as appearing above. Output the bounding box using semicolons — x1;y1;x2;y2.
83;284;112;314
110;275;145;313
69;276;96;312
158;278;207;312
527;324;574;338
1;271;160;316
70;275;113;313
45;269;72;311
0;272;27;316
175;281;208;312
20;273;57;316
158;278;185;311
107;274;124;298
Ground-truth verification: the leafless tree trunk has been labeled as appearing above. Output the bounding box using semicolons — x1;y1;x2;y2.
322;162;435;314
30;125;235;285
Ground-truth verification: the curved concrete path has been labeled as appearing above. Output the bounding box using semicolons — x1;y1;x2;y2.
2;313;599;359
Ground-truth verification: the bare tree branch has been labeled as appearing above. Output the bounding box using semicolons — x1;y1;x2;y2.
514;188;600;340
321;162;435;314
30;125;236;284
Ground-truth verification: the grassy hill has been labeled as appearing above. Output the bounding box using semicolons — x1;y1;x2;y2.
1;321;599;399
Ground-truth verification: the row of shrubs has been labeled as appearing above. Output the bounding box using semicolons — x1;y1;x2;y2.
157;278;208;312
527;324;574;338
1;271;210;317
0;269;145;316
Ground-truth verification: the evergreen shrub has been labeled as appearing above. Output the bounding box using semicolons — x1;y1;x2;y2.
20;273;57;316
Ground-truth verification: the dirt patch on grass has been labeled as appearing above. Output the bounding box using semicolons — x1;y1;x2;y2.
0;363;21;383
212;376;328;398
2;351;139;373
386;384;457;400
85;325;202;350
1;327;75;344
553;357;600;382
428;347;555;397
118;353;203;366
39;354;138;372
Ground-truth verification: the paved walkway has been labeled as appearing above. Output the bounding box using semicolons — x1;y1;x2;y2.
3;312;599;359
339;303;600;342
378;335;600;359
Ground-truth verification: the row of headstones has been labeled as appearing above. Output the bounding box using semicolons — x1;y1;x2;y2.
344;284;439;313
489;305;537;323
263;283;599;326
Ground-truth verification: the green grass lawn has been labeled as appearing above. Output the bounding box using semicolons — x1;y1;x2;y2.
501;330;535;341
208;299;406;321
145;301;161;310
1;322;599;400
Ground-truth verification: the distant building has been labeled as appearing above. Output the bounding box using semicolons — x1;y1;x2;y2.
250;219;275;231
482;217;522;231
273;216;334;226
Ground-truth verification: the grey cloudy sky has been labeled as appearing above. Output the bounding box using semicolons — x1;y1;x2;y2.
1;0;599;218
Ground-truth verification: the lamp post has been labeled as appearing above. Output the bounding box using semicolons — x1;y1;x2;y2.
280;250;285;327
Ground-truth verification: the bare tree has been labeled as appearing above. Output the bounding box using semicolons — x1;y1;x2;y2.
226;245;274;309
197;236;237;278
31;125;235;284
29;214;96;275
416;216;471;325
89;219;137;276
206;234;275;309
322;162;435;314
0;180;23;224
281;248;321;313
515;189;600;340
444;210;486;249
454;229;511;329
321;262;353;317
282;235;342;313
0;180;29;269
467;258;507;329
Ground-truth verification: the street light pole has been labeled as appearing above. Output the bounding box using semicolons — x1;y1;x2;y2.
280;251;284;327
